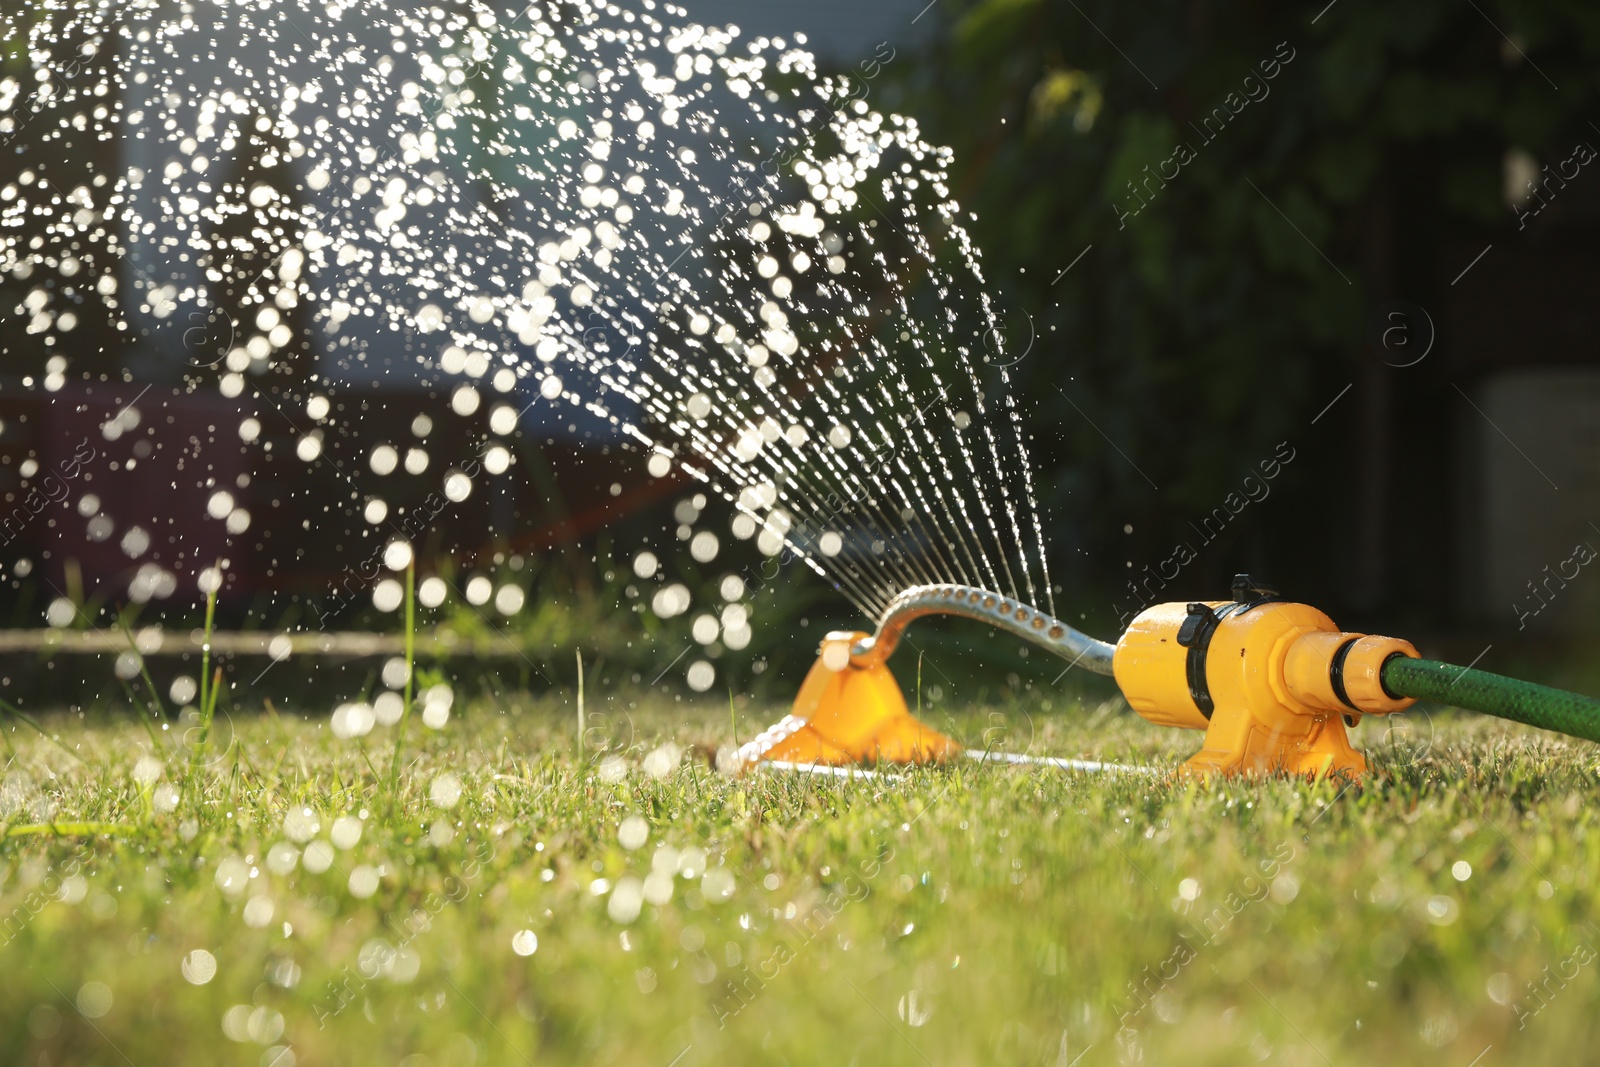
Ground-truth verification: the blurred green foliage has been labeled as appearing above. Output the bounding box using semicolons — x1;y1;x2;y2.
883;0;1600;630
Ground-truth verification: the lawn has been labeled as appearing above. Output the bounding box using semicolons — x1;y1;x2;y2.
2;687;1598;1066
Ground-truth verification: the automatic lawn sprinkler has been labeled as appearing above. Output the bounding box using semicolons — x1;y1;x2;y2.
738;574;1600;779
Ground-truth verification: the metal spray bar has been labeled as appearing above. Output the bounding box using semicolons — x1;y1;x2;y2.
850;583;1118;676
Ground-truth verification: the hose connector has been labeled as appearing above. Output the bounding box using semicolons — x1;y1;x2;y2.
1281;632;1417;720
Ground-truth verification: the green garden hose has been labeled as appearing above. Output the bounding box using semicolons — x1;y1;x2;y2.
1383;656;1600;746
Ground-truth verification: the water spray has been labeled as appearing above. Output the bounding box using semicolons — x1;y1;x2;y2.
740;574;1600;779
12;2;1590;785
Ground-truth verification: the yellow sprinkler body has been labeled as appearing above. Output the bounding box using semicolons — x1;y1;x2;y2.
1112;577;1419;778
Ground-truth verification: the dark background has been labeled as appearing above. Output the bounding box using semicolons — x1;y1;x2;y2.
872;0;1600;650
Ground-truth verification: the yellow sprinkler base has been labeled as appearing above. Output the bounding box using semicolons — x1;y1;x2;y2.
736;631;961;770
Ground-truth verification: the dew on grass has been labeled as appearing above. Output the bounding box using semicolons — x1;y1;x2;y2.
430;773;463;809
27;1004;61;1040
608;877;644;923
242;897;276;928
348;865;380;898
701;868;735;902
153;783;182;813
88;893;118;921
220;1006;252;1042
1420;1011;1459;1048
215;855;250;897
330;703;375;739
388;948;421;984
677;847;706;879
302;841;335;874
268;960;301;990
0;773;33;817
642;870;674;905
1423;895;1459;925
373;692;405;726
330;816;363;850
75;981;113;1019
422;685;454;716
512;930;539;956
265;843;299;875
283;808;319;844
898;990;933;1027
222;1004;283;1045
182;953;217;985
642;743;682;779
618;815;648;850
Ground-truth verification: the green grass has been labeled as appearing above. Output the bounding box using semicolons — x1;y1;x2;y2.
3;690;1599;1066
